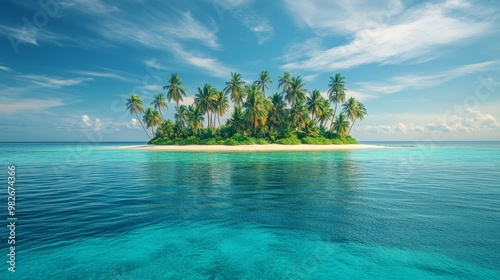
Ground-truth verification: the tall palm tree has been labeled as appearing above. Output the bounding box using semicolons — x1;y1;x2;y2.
175;105;188;136
224;72;246;107
126;93;152;139
289;99;309;131
286;76;307;107
328;73;346;129
306;89;323;122
215;90;230;128
342;97;367;135
253;70;272;97
318;99;333;129
195;84;216;128
229;106;246;134
150;93;168;120
267;92;286;131
277;71;291;96
186;104;204;135
163;73;187;107
333;113;350;137
243;85;268;134
143;108;162;136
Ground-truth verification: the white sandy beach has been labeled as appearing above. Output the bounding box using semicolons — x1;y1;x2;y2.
118;144;389;152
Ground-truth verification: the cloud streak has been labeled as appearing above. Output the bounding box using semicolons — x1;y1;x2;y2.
358;61;500;94
282;0;493;71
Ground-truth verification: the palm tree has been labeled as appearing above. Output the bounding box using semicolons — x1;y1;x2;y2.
143;108;162;136
228;106;246;134
306;89;323;122
253;70;272;97
186;104;204;135
150;93;168;120
126;93;152;139
277;71;291;96
215;90;230;128
342;97;367;135
328;73;346;129
318;98;333;129
286;76;307;107
224;72;246;107
267;92;286;131
243;85;268;134
333;113;350;137
289;99;309;131
163;73;187;106
194;84;216;128
175;105;188;136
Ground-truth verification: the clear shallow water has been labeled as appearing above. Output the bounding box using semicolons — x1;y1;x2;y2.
0;142;499;279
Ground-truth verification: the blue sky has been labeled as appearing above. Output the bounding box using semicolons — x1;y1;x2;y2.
1;0;499;142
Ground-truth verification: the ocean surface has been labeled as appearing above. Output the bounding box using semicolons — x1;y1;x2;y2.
0;141;499;279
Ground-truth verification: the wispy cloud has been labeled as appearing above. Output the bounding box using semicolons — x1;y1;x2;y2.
282;0;493;71
0;65;12;72
94;11;219;50
359;61;500;94
71;70;129;81
61;0;119;14
15;74;92;89
238;13;274;44
0;98;65;114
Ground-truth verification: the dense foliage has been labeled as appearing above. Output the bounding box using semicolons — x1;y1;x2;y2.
125;71;367;145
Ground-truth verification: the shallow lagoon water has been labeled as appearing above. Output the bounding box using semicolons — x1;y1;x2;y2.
0;142;499;279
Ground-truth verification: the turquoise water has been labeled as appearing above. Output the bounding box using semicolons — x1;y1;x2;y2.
0;142;499;279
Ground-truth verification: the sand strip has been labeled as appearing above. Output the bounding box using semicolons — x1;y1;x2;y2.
116;144;390;152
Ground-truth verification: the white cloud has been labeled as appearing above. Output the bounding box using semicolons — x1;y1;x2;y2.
238;13;274;44
61;0;119;14
81;114;102;131
71;70;128;81
0;65;12;72
95;11;219;50
284;0;404;35
170;44;235;78
0;98;65;114
282;0;493;71
362;109;499;135
359;61;500;94
16;74;92;89
80;115;141;132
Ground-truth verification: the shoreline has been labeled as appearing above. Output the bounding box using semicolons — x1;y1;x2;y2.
117;144;390;152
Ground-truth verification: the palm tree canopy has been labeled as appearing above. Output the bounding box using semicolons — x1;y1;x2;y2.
342;97;359;123
277;71;291;96
328;73;346;104
163;73;187;104
126;93;145;115
151;93;168;117
286;76;307;106
224;72;246;106
194;84;216;114
307;89;323;120
253;70;272;96
333;113;350;137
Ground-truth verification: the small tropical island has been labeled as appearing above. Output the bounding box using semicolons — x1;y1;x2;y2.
126;71;367;146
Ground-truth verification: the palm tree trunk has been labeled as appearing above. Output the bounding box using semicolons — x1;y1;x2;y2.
218;114;221;128
347;118;357;135
135;112;152;139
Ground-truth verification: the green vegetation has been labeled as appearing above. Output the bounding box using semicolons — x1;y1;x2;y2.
125;71;367;145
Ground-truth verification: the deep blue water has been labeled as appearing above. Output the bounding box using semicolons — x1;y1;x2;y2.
0;142;499;279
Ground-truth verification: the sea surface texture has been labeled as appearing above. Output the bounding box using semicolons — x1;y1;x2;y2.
0;142;499;279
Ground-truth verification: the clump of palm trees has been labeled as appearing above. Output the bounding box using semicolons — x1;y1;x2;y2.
126;71;367;143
